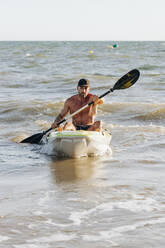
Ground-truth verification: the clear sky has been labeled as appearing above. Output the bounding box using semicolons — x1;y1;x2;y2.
0;0;164;41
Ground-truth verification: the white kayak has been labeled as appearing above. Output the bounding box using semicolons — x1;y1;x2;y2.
43;129;112;158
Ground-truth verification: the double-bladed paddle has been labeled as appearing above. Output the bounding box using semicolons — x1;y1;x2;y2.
21;69;140;144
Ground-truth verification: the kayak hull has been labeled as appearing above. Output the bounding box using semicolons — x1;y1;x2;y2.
43;130;112;158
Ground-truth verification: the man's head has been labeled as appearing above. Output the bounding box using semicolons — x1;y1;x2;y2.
77;79;90;98
77;79;90;87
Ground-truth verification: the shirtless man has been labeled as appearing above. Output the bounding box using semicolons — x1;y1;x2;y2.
51;79;104;131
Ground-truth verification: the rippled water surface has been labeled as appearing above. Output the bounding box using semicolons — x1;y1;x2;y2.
0;41;165;247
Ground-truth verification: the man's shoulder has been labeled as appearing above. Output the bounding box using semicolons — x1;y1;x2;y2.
66;94;78;103
88;93;96;96
88;93;97;99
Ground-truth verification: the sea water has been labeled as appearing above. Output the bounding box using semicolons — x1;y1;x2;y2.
0;41;165;247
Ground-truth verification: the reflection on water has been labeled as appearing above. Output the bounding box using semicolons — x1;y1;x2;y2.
49;156;108;184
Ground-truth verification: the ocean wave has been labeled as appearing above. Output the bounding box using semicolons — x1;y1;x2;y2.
22;62;42;69
134;106;165;121
107;122;165;134
100;102;165;117
2;101;165;124
0;101;64;125
139;64;161;71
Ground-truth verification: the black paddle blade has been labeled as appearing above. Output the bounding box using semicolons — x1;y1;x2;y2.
20;132;44;144
113;69;140;91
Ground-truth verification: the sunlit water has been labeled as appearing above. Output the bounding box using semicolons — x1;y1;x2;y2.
0;41;165;247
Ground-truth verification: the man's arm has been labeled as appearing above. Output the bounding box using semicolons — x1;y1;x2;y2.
51;100;70;129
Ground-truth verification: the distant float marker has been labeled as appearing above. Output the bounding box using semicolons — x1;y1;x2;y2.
88;50;94;54
113;44;118;48
109;44;118;49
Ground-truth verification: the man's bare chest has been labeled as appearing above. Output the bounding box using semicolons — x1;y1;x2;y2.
70;98;90;112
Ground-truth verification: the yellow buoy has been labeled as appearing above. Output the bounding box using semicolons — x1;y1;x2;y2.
89;50;94;54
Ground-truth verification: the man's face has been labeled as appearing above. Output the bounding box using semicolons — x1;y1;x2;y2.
77;86;89;98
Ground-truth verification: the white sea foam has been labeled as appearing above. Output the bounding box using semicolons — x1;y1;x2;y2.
0;235;10;242
69;205;99;225
93;196;161;213
83;217;165;242
82;233;120;246
11;229;22;234
101;216;165;239
69;196;161;228
25;53;32;57
44;218;71;227
37;191;55;207
27;233;76;244
13;244;49;248
33;210;49;216
27;223;39;229
116;198;158;212
69;212;82;225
